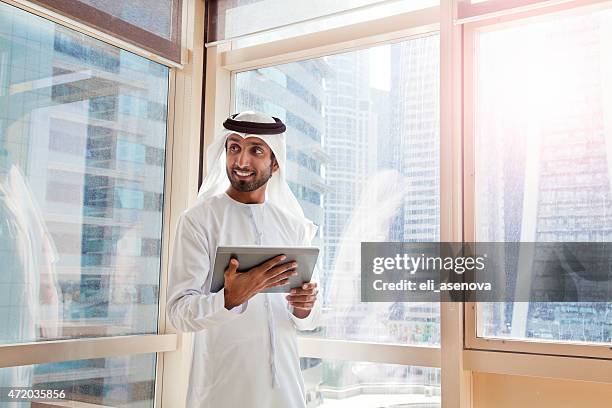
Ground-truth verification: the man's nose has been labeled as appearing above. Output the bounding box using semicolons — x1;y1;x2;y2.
235;150;250;168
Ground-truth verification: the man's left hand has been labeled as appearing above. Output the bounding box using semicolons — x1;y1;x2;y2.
286;282;318;318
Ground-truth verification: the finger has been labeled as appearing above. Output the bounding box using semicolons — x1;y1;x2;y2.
265;269;298;285
267;278;290;288
224;258;239;276
289;288;318;296
289;301;314;310
296;282;317;291
286;294;316;302
257;254;287;272
265;262;298;279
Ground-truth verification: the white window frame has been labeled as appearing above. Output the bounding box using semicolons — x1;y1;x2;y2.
0;0;207;407
461;0;612;379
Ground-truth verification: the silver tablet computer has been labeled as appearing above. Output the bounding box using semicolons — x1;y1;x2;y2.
211;246;319;293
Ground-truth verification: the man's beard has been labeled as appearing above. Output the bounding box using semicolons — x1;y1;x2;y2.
226;164;273;192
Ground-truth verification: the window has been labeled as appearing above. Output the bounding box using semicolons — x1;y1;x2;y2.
0;2;175;404
473;5;612;344
0;0;169;345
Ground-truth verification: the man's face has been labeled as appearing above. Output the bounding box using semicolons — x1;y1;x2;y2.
225;134;278;192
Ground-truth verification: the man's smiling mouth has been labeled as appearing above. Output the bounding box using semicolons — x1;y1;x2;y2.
234;170;254;177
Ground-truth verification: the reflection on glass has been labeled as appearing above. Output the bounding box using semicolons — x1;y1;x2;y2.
475;6;612;343
0;2;169;343
301;358;440;407
235;34;440;345
0;354;156;408
1;154;62;342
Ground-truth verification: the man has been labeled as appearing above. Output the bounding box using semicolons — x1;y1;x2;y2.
166;111;321;407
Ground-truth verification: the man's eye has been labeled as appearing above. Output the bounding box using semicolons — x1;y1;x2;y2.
254;148;263;155
229;145;239;152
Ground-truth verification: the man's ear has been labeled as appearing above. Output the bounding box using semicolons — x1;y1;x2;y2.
272;156;279;173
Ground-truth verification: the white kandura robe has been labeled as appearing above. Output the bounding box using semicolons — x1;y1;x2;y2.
166;192;321;408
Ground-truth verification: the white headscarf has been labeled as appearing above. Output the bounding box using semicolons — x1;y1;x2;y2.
197;111;318;241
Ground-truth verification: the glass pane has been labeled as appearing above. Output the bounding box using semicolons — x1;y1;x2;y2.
301;358;440;407
0;2;169;343
0;354;156;407
475;6;612;343
78;0;175;39
211;0;438;45
235;35;441;346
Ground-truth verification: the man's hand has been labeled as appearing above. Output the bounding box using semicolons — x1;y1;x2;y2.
286;282;318;319
224;255;298;310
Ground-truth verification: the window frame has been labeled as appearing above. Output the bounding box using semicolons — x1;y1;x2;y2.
204;3;457;404
0;0;206;406
462;0;612;364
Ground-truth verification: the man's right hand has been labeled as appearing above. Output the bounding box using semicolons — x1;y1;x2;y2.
223;255;298;310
